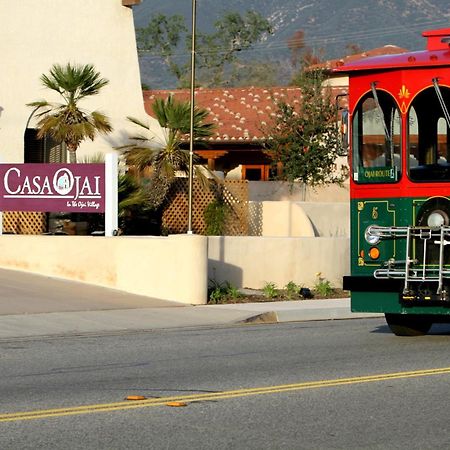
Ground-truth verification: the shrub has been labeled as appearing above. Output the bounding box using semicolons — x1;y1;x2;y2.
284;281;301;300
204;199;230;236
208;279;241;304
314;272;333;297
262;282;278;299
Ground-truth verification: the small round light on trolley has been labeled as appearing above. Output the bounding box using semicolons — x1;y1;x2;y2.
368;247;380;260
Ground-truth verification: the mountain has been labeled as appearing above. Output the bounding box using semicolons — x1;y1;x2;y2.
133;0;450;89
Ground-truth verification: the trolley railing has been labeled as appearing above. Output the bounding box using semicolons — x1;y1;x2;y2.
367;225;450;299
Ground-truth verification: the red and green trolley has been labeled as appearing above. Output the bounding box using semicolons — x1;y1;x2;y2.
338;28;450;335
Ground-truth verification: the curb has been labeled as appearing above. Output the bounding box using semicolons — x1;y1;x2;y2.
237;309;383;325
240;311;279;324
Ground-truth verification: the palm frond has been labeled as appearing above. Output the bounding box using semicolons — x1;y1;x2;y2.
126;116;151;130
28;63;112;156
79;152;105;164
124;146;158;171
41;63;109;103
120;94;217;209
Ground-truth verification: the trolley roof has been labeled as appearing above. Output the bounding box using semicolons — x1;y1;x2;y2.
333;28;450;73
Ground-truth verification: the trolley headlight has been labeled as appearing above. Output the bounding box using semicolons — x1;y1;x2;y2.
427;210;448;228
365;226;380;245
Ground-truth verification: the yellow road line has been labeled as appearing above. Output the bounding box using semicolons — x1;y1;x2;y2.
2;366;450;423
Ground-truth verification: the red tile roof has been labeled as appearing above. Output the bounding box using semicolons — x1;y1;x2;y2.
143;87;303;142
144;84;348;142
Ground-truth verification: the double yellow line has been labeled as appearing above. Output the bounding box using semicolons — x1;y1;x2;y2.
2;366;450;422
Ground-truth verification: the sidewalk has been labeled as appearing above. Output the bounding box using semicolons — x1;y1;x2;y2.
0;269;382;339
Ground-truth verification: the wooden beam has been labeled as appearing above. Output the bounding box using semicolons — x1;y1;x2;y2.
195;150;229;159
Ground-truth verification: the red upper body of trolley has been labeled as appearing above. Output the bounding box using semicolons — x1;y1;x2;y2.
334;27;450;200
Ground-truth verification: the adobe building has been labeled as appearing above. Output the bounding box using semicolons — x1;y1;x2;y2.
144;87;305;181
0;0;152;163
144;85;348;181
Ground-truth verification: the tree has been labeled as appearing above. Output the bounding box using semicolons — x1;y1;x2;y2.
137;14;188;82
195;11;272;87
120;95;215;210
28;63;112;163
287;29;325;83
287;30;305;69
137;11;272;87
264;68;347;192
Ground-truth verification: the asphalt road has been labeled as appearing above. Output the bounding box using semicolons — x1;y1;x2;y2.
1;318;450;449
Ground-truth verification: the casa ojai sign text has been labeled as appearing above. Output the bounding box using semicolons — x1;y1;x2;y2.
0;164;105;213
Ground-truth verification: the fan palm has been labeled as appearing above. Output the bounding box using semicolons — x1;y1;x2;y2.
28;63;113;163
121;95;215;208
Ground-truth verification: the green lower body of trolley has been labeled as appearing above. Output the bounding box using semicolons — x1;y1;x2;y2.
347;278;450;336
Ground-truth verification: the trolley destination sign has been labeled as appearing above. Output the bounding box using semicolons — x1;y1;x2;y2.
0;164;105;213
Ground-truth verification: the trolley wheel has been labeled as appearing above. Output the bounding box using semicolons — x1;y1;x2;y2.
385;314;432;336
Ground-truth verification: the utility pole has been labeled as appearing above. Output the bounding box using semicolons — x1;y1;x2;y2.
187;0;197;234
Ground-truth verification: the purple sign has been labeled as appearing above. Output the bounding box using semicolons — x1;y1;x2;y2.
0;164;105;213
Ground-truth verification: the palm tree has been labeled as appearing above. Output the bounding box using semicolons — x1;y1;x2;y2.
28;63;113;163
121;95;215;209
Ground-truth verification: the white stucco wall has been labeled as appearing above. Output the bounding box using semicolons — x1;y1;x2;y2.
248;180;350;202
248;201;349;238
208;236;349;290
0;234;208;304
324;75;349;87
0;0;160;162
0;233;347;302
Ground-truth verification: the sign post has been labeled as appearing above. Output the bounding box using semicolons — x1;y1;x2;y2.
105;153;118;236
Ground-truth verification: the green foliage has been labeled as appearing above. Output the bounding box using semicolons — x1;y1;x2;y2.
118;172;162;235
195;11;272;87
119;95;215;212
209;286;226;304
137;11;272;87
264;68;348;188
204;199;230;236
227;285;243;300
137;14;187;81
262;282;278;299
151;95;215;140
118;173;148;216
123;95;214;178
208;279;242;304
314;272;334;297
284;281;301;300
27;63;112;163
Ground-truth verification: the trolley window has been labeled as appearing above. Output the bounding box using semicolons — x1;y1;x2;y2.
352;90;401;183
408;85;450;181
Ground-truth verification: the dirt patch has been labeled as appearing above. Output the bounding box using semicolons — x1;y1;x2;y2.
207;288;349;305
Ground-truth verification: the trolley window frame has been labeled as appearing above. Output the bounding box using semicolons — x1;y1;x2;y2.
352;90;402;185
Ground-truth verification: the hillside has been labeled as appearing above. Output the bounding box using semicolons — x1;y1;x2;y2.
133;0;450;88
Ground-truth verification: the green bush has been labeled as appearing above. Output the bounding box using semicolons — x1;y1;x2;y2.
314;272;333;296
204;199;229;236
262;282;278;299
284;281;301;300
208;279;241;304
